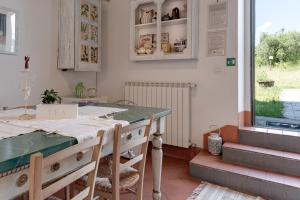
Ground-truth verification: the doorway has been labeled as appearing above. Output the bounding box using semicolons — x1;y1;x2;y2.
252;0;300;130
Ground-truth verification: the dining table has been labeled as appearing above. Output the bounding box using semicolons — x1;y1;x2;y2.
0;103;171;200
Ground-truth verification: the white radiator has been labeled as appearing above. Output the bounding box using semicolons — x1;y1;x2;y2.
125;82;196;148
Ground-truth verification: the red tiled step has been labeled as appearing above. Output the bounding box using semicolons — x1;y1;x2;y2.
224;142;300;160
190;152;300;200
223;142;300;177
239;128;300;154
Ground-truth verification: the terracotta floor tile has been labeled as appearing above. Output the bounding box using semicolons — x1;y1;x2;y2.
128;155;200;200
15;155;200;200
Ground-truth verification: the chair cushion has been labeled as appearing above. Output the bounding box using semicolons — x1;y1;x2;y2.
77;166;140;193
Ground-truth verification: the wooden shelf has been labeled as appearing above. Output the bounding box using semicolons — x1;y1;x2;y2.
161;18;188;26
135;22;157;29
135;18;187;29
132;51;194;61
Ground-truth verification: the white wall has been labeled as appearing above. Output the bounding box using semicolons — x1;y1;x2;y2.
0;0;97;107
238;0;252;116
244;0;252;112
99;0;239;147
238;0;245;113
0;0;240;147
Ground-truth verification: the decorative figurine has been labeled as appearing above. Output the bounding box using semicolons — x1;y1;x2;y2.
19;56;34;120
162;13;172;21
174;39;187;52
137;47;146;55
161;43;172;53
140;9;154;24
152;12;157;23
75;82;86;98
172;7;180;19
24;56;30;70
87;88;97;98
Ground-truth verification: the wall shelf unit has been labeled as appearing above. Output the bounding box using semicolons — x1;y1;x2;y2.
130;0;198;61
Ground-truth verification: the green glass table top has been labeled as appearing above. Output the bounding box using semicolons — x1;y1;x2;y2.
0;104;171;173
0;131;76;173
97;103;171;123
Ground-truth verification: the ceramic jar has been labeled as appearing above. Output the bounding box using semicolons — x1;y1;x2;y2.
208;133;223;156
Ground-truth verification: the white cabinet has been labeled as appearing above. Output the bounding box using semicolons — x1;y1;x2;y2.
130;0;198;61
58;0;101;72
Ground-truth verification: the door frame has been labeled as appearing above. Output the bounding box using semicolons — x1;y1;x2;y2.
250;0;256;126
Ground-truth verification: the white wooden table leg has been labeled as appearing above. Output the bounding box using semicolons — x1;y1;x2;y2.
152;132;163;200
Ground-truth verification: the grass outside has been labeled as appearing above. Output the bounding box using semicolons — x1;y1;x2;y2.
255;64;300;118
255;85;283;118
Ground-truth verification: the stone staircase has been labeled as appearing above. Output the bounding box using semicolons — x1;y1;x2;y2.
190;128;300;200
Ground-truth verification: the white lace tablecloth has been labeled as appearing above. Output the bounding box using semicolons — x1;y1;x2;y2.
0;106;129;143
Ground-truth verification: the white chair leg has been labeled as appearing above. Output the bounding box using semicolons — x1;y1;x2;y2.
65;185;71;200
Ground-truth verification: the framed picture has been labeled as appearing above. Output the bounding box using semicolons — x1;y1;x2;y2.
139;34;153;48
0;7;18;54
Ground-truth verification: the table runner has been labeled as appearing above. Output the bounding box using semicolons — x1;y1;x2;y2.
0;106;129;143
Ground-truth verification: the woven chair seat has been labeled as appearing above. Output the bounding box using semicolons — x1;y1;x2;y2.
47;195;99;200
77;166;139;193
47;197;62;200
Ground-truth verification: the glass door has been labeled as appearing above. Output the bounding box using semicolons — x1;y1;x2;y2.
253;0;300;131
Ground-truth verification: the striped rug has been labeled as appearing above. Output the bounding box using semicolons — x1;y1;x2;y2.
187;182;265;200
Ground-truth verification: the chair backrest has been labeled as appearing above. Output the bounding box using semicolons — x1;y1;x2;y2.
29;131;105;200
111;117;153;200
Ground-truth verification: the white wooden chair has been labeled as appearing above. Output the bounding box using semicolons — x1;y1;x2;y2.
29;131;105;200
78;117;153;200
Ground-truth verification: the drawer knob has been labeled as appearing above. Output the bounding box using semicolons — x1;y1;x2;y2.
127;133;133;140
77;152;84;161
16;174;28;187
138;129;143;135
51;163;60;172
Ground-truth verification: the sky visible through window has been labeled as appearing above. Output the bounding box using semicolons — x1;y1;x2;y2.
256;0;300;45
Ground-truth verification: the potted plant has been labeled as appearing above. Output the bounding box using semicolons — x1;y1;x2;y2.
41;89;61;104
257;71;275;87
